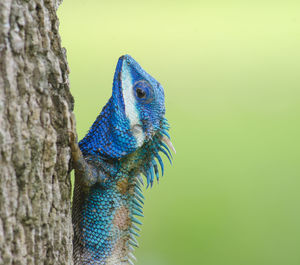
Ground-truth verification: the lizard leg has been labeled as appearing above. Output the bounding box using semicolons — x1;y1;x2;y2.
69;114;98;187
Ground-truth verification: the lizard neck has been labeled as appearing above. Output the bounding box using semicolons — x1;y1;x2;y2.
78;97;139;160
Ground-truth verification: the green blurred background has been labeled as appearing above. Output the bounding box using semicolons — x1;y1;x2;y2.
58;1;300;265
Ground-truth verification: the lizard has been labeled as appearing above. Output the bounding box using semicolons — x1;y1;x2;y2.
70;55;175;265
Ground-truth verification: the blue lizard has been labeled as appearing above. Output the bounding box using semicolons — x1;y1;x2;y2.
70;55;175;265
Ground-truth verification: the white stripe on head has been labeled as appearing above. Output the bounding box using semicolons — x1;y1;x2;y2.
121;62;145;147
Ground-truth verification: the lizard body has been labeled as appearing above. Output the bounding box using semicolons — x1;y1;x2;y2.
71;55;174;265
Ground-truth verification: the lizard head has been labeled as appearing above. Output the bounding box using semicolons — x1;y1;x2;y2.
113;55;175;187
79;55;175;168
113;54;165;146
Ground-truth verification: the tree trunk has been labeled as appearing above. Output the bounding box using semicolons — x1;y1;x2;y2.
0;0;73;264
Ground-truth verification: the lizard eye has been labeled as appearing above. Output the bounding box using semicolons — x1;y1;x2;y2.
136;87;146;99
133;80;153;103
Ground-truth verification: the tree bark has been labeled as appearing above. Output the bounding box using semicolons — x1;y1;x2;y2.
0;0;73;264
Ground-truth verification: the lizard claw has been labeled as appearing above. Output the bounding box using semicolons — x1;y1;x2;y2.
69;113;83;167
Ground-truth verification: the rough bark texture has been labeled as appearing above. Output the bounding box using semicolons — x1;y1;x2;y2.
0;0;74;264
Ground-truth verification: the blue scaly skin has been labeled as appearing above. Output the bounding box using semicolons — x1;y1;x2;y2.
70;55;175;265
